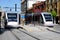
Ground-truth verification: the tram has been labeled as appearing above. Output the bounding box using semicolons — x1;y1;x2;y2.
40;12;54;26
5;11;20;27
25;12;54;26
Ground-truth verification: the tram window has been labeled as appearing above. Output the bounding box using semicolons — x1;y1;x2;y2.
8;17;17;19
44;14;52;21
8;16;17;22
7;13;17;22
8;19;17;22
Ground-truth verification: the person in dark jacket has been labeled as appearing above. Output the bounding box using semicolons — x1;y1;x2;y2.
56;15;59;24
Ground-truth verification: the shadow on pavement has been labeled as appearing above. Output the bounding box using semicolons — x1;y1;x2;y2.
0;25;23;35
0;27;10;35
5;25;23;29
47;26;54;28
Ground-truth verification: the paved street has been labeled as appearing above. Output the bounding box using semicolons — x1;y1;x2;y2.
0;24;60;40
0;28;37;40
0;29;18;40
47;24;60;33
20;24;60;40
0;0;60;40
53;24;60;31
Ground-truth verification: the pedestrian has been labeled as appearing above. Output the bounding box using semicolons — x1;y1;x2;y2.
56;15;59;24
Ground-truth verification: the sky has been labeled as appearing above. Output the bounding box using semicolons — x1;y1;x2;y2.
0;0;21;11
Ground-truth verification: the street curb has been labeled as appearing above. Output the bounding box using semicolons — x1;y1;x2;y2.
46;28;60;34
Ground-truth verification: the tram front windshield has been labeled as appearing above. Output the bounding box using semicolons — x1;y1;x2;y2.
7;13;17;22
44;14;52;21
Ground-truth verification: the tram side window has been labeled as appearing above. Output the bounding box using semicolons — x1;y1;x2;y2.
7;13;17;22
44;14;52;21
40;15;44;24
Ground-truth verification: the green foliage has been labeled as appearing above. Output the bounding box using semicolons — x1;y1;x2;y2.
51;10;57;17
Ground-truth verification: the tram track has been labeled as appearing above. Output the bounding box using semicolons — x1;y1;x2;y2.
18;28;40;40
9;29;21;40
9;28;40;40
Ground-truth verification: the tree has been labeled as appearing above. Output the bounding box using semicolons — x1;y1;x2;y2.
51;10;57;17
51;10;57;24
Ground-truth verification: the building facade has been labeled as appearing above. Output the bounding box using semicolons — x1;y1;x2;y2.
46;0;60;21
0;10;5;28
21;0;27;14
33;1;46;13
21;0;46;24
